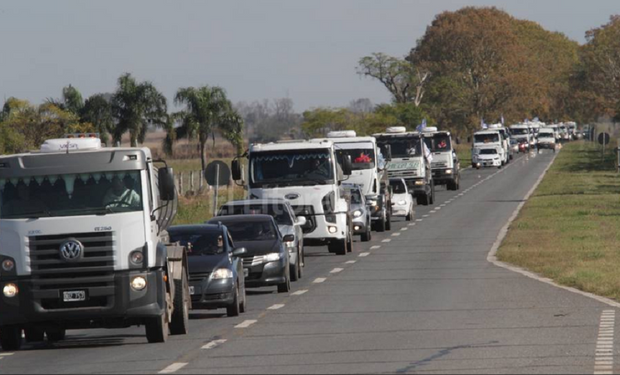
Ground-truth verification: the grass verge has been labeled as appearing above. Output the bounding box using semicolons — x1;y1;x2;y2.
455;143;472;167
497;141;620;300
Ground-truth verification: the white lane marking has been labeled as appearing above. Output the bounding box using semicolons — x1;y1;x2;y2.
370;245;381;249
268;304;285;310
0;353;13;357
359;252;370;257
202;339;227;350
159;363;188;374
440;204;446;207
401;227;408;231
330;268;343;274
415;219;423;222
345;260;356;264
435;207;441;210
593;310;616;374
292;289;308;296
391;232;401;237
235;320;258;328
408;223;416;227
313;278;326;284
422;215;429;218
382;239;391;243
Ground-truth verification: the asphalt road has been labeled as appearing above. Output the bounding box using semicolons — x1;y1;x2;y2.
0;150;612;374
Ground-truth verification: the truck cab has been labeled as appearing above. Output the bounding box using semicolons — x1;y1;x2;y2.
374;127;435;206
509;124;531;151
421;127;461;191
234;139;353;256
327;131;392;232
472;129;508;167
0;135;189;350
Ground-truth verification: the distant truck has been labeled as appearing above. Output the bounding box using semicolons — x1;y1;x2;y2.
374;127;435;206
420;127;461;191
0;135;190;350
472;128;509;167
232;139;354;255
509;124;531;151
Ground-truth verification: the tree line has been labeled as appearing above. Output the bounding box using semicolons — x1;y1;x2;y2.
0;74;244;171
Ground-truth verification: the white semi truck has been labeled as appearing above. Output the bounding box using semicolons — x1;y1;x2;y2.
327;131;392;232
373;127;435;206
509;124;531;150
420;127;461;191
472;129;508;168
232;139;354;255
0;135;190;350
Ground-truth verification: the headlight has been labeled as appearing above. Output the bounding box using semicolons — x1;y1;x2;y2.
368;200;377;207
3;283;18;298
328;226;338;234
2;259;15;272
353;210;363;218
445;169;453;175
265;253;282;262
130;276;147;291
129;251;144;265
415;180;425;186
398;200;407;205
212;268;233;279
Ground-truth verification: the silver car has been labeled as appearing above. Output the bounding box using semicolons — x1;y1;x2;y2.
216;199;306;282
344;184;371;242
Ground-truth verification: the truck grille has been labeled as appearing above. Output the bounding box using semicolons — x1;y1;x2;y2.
389;170;418;178
291;205;317;234
28;232;116;310
432;162;448;168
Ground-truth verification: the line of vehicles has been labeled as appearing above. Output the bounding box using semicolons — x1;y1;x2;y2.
0;119;576;350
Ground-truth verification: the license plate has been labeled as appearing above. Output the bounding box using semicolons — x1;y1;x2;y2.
244;269;249;277
189;286;195;295
63;290;86;302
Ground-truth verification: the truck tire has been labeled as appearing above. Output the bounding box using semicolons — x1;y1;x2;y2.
429;182;435;205
346;226;353;253
145;312;169;343
170;272;190;335
46;328;66;343
227;285;241;317
329;238;348;255
0;326;22;351
277;267;291;293
24;327;45;343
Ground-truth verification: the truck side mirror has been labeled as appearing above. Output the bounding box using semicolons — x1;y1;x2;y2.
231;159;242;181
158;167;176;201
384;145;392;161
342;155;353;176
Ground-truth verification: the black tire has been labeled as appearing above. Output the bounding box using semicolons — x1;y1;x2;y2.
376;215;386;232
290;254;300;282
277;268;291;293
406;206;413;221
385;213;392;231
24;327;45;343
226;285;241;317
361;226;371;242
329;238;348;256
297;249;303;280
145;312;168;343
46;328;66;343
170;272;189;335
346;227;353;253
428;182;435;205
0;326;22;351
239;284;247;313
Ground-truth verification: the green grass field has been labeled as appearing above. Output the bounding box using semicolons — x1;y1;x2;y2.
455;143;472;167
497;141;620;300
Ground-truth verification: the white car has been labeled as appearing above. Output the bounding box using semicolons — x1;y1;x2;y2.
473;147;503;169
389;178;414;221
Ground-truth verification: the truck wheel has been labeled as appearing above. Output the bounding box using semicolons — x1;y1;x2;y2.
346;226;353;252
429;182;435;205
0;326;22;351
277;268;291;293
24;328;45;343
170;272;190;335
46;328;66;343
329;238;348;255
145;312;169;343
227;285;241;317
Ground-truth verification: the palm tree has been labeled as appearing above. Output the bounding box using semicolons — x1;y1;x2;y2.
46;84;84;115
81;94;114;145
171;85;243;171
111;73;167;147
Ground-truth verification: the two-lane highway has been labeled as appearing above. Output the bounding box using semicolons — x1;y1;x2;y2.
0;151;612;374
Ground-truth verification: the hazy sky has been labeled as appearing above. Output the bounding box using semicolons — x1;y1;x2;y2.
1;0;620;112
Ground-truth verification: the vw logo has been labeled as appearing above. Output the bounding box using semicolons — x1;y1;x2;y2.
59;239;84;262
285;193;300;200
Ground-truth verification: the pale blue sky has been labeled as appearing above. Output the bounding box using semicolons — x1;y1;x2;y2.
1;0;619;111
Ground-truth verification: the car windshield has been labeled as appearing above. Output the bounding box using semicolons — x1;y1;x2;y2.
377;137;422;157
335;147;375;171
170;231;225;256
474;134;500;143
480;149;498;155
511;128;529;135
390;180;407;194
539;132;554;138
349;189;362;204
224;220;277;242
250;150;334;188
219;203;293;225
0;171;142;219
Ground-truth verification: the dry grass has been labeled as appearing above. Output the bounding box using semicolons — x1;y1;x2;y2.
497;141;620;300
455;143;472;166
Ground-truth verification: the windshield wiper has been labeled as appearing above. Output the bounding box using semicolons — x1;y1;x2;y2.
25;210;53;219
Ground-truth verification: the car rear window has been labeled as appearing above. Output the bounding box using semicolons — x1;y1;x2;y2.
224;220;277;241
219;203;293;225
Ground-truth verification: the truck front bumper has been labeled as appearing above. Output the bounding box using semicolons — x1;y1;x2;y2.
303;213;347;247
0;270;166;328
405;178;429;197
432;168;457;185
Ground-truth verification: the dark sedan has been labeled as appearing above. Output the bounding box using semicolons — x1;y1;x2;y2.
168;224;247;317
207;215;293;294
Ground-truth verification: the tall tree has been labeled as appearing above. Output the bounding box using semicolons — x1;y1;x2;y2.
81;94;114;145
46;85;84;115
111;73;167;147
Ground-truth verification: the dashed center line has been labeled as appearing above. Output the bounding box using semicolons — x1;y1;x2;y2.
401;227;408;231
415;219;423;222
268;304;285;310
382;239;391;243
292;289;308;296
359;252;370;257
422;215;429;218
429;210;436;214
0;353;13;357
594;310;616;375
345;260;356;264
408;223;416;227
202;339;227;350
313;278;327;284
235;320;258;329
391;232;401;237
159;363;188;374
330;268;343;274
370;245;381;249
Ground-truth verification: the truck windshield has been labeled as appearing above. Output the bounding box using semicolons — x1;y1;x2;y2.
474;134;500;143
479;149;498;155
335;147;375;170
511;128;529;135
377;137;421;158
0;171;143;219
429;134;452;151
250;150;334;188
539;133;554;138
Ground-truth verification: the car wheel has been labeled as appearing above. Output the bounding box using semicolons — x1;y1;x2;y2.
226;285;241;317
0;326;22;351
361;226;371;242
277;268;291;293
385;212;392;231
24;327;45;343
297;250;303;280
290;255;300;282
376;214;386;232
240;284;247;313
46;328;66;343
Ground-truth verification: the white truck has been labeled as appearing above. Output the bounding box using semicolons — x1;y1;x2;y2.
509;124;531;151
420;127;461;191
232;139;354;255
537;127;557;152
327;131;393;232
0;135;190;350
373;127;435;206
472;129;508;167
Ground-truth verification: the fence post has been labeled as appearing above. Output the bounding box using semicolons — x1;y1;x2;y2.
199;170;204;191
189;171;195;192
178;172;184;196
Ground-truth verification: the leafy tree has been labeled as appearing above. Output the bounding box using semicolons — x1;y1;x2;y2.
46;85;84;115
81;94;114;145
111;73;168;147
